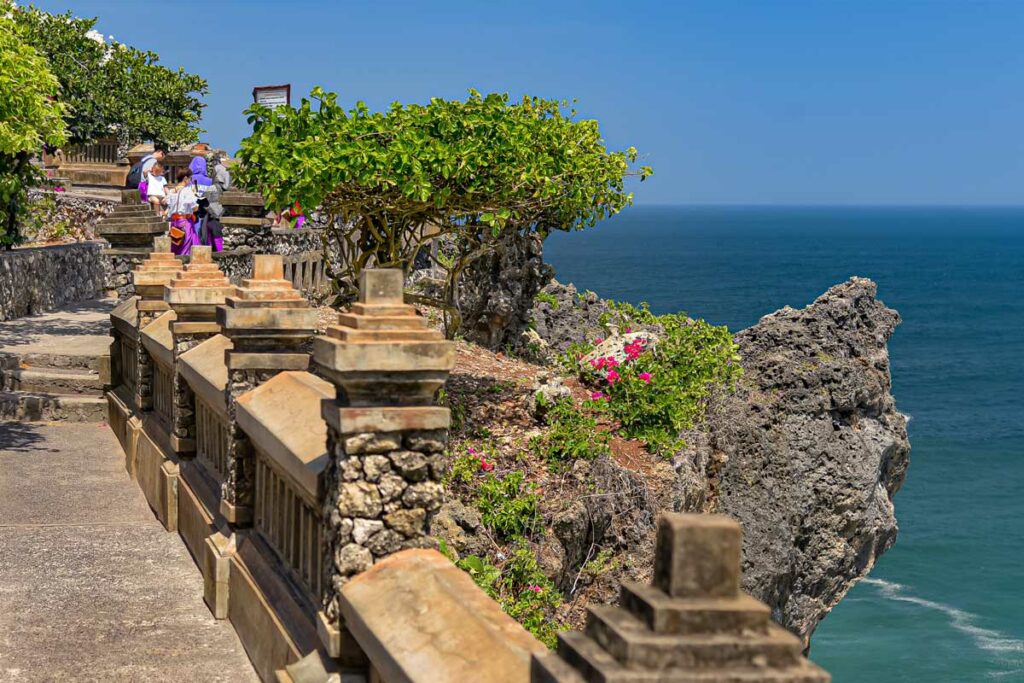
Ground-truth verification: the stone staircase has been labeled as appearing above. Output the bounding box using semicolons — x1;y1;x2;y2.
0;301;112;423
95;196;167;251
532;515;831;683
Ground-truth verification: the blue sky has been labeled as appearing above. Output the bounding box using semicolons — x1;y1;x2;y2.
32;0;1024;205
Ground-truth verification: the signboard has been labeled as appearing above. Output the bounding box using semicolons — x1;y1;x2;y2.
252;84;291;109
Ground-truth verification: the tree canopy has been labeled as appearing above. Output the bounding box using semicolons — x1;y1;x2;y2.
237;88;651;329
7;2;207;150
0;12;66;245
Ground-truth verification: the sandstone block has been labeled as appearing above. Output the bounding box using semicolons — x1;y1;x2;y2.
384;508;426;538
352;518;385;544
401;481;444;512
338;482;382;517
388;450;428;481
342;432;402;455
335;543;373;575
653;513;741;599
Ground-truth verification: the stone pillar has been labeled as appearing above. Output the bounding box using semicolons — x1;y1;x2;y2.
131;236;182;411
532;513;832;682
165;246;238;456
313;269;455;650
216;254;318;525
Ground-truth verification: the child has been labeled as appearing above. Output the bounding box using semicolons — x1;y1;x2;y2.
145;163;168;215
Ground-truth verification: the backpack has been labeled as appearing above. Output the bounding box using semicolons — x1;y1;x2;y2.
125;154;154;189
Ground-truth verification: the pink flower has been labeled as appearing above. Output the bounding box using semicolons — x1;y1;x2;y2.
593;337;604;345
604;357;619;368
624;327;632;333
527;585;543;593
606;369;620;385
467;446;476;454
590;391;605;401
590;357;606;370
480;461;494;472
639;372;652;383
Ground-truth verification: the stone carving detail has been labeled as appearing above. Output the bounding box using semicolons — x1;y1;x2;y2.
313;269;455;625
130;236;181;410
217;254;317;524
164;246;238;454
532;513;831;682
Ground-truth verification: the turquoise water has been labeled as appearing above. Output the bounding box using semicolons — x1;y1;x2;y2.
543;206;1024;682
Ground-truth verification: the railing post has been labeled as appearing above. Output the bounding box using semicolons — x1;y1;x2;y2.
165;246;238;456
132;236;182;411
532;513;832;682
312;268;455;655
216;254;317;525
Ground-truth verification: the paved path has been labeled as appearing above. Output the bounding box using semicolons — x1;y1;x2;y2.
0;299;112;361
0;421;258;682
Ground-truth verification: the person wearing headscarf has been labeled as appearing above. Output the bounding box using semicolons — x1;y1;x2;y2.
189;156;214;195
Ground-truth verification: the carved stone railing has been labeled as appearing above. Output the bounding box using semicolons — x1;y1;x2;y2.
64;137;122;165
282;251;329;298
237;371;334;603
104;263;832;683
140;311;175;433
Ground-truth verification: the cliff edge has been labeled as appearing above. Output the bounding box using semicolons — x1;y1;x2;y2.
677;277;910;646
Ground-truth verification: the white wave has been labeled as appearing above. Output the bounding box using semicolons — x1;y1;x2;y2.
862;577;1024;673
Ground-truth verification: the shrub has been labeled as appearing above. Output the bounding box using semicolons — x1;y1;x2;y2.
530;396;609;465
475;471;540;539
584;303;742;457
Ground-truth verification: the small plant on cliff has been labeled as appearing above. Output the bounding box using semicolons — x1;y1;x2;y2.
236;87;651;335
530;396;609;465
475;470;540;539
582;305;742;457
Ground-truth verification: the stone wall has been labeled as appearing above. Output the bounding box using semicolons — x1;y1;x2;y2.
104;261;832;683
0;242;106;321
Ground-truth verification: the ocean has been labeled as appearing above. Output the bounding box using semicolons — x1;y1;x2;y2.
543;206;1024;682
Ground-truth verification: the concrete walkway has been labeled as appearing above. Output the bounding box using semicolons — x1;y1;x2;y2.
0;421;258;682
0;299;112;362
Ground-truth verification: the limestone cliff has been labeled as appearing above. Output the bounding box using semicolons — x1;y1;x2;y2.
676;277;910;646
434;275;909;649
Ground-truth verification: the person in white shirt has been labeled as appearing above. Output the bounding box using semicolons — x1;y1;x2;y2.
165;168;200;255
145;163;168;215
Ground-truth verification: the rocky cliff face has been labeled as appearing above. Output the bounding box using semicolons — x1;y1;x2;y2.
676;277;910;647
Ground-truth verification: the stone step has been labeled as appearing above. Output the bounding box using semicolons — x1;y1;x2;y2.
585;606;803;671
222;216;267;228
100;215;167;226
3;367;103;395
621;582;770;635
14;352;103;372
0;391;106;422
109;205;154;215
532;653;588;683
555;632;829;683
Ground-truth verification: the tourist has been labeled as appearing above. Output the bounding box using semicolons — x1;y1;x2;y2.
210;152;232;193
189;156;214;198
125;146;166;192
165;168;199;256
144;163;167;215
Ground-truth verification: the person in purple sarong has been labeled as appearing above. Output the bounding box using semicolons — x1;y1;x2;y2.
165;168;199;255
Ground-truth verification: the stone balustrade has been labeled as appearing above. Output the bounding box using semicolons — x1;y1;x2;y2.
104;261;830;683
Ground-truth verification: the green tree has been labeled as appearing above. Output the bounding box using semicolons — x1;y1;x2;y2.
8;2;207;150
236;88;651;332
0;13;66;246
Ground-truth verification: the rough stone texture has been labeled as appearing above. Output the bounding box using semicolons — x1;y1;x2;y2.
522;279;612;357
0;421;257;681
676;277;910;647
322;428;447;621
24;189;117;243
457;231;554;349
0;242;106;321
